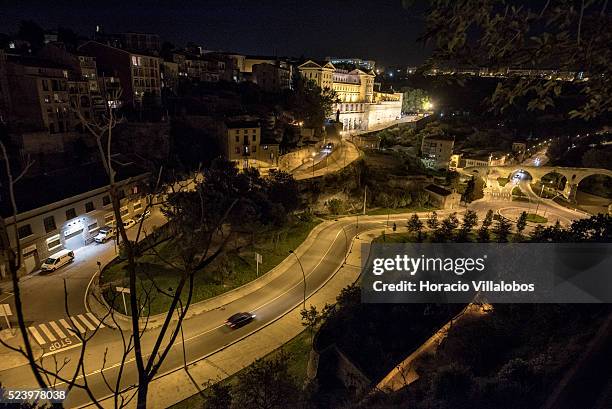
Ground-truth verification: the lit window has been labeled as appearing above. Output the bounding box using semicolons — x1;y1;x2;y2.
46;234;61;251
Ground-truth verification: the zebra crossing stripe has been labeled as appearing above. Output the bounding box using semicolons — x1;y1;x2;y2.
38;323;57;342
70;316;86;333
28;326;46;345
86;312;105;329
78;314;96;331
60;318;76;335
49;321;67;339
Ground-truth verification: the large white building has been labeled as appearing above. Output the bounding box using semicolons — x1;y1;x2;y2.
298;60;402;133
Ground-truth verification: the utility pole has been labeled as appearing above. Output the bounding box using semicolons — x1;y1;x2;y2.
363;185;367;215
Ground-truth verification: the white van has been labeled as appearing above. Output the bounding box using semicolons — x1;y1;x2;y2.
40;249;75;272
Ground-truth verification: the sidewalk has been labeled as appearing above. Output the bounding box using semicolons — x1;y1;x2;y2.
83;222;385;409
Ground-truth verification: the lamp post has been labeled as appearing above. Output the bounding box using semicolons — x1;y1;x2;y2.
289;250;306;310
340;225;349;263
311;152;316;177
535;183;546;215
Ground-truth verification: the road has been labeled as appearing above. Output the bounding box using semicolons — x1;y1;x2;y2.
0;200;585;407
0;211;167;327
291;138;360;180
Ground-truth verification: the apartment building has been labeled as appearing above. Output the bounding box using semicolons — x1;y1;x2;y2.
220;120;279;169
420;135;455;169
79;41;161;106
252;62;292;92
0;159;149;275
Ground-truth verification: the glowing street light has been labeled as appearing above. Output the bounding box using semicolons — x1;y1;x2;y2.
423;101;433;111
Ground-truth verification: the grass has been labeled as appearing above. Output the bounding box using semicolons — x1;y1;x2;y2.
170;331;312;409
366;205;436;216
526;213;548;224
101;218;321;316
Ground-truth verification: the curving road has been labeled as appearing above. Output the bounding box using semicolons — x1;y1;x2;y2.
0;201;585;407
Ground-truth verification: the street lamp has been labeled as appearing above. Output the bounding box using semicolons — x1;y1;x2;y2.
289;250;306;310
340;225;349;263
311;152;316;177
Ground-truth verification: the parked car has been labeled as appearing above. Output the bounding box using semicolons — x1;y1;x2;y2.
40;249;74;272
225;312;256;329
123;219;136;229
134;209;151;223
94;226;115;243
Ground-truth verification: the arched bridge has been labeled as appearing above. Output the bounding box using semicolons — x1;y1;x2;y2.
462;165;612;201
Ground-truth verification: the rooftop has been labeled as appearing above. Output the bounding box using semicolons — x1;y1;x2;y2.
225;120;260;129
424;184;454;196
0;156;148;218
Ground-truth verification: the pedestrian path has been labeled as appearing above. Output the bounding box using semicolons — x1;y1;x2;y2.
27;313;105;345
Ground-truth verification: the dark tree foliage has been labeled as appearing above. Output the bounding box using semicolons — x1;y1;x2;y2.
530;213;611;242
285;77;339;133
462;176;476;203
421;0;612;119
492;217;512;242
265;169;300;214
477;209;494;242
456;209;478;241
232;352;303;409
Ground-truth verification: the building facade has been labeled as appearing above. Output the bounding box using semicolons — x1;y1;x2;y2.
220;120;279;169
298;60;402;133
424;184;461;210
1;167;149;275
420;135;455;169
79;41;161;107
252;62;292;92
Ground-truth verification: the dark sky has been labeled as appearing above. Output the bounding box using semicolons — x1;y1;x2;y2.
2;0;429;66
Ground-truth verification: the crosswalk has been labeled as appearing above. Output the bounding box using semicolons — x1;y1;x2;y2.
28;313;105;345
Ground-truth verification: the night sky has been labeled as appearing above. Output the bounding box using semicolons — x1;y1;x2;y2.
2;0;429;66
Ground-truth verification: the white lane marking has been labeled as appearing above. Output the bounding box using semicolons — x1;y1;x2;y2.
78;314;96;331
60;318;77;335
84;270;98;315
49;321;67;339
70;316;86;333
38;323;57;342
86;312;105;328
28;326;46;345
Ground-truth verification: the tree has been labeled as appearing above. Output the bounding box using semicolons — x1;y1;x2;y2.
462;177;476;204
326;198;344;215
456;209;478;241
478;210;494;242
287;76;339;135
420;1;612;120
401;87;430;113
493;217;513;243
582;148;612;170
433;212;459;242
516;211;528;240
266;169;300;214
427;210;440;230
407;213;424;241
301;304;321;342
232;352;302;409
202;381;233;409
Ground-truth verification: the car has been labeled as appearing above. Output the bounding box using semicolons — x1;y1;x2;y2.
94;226;116;243
40;249;74;272
134;209;151;223
225;312;256;329
123;219;136;229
